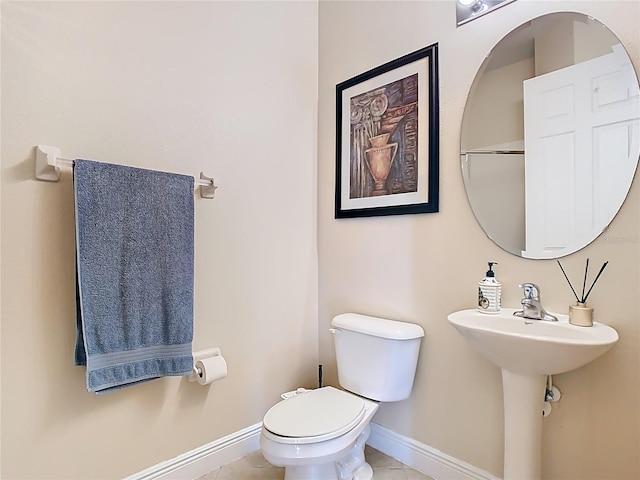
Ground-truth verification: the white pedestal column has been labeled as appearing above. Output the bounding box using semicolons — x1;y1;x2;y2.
501;370;547;480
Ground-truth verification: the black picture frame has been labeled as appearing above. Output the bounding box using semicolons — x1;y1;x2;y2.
335;43;439;218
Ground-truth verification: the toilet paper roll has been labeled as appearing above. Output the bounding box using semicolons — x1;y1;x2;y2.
195;355;227;385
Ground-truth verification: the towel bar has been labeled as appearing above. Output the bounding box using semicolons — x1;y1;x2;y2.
35;145;218;199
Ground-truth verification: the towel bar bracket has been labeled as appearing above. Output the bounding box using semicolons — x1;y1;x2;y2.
35;145;62;182
199;172;218;199
34;145;218;199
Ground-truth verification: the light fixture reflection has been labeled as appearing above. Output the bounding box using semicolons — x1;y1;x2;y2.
458;0;486;11
456;0;516;27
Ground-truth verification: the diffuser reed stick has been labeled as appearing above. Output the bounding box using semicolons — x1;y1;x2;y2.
557;260;580;302
581;258;589;303
557;259;609;304
582;261;608;303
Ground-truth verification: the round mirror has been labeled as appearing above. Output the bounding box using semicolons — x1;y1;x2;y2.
461;12;640;259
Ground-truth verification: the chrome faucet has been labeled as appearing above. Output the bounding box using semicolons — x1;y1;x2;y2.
513;283;558;322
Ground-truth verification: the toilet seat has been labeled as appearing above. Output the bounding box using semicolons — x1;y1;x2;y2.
263;386;366;444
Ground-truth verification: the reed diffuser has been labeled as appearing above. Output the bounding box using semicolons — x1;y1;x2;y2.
557;259;608;327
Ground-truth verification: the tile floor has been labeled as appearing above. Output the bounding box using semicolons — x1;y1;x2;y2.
197;445;435;480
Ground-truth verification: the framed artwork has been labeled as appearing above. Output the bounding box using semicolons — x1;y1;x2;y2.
335;43;439;218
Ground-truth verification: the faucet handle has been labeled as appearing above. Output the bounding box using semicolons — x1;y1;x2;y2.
518;283;540;299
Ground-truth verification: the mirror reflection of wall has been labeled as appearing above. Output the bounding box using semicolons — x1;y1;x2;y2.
464;152;525;251
461;12;640;259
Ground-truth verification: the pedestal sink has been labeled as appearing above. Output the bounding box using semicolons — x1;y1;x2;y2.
448;308;618;480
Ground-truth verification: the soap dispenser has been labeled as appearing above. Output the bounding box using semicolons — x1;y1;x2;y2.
478;262;501;314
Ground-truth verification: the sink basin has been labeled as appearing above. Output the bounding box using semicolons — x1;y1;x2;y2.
448;308;619;479
447;308;619;375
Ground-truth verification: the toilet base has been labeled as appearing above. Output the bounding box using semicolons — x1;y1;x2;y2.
280;424;373;480
353;463;373;480
336;424;372;479
283;462;373;480
283;463;338;480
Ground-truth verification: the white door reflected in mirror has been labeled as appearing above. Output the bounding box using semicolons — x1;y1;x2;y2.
522;45;639;258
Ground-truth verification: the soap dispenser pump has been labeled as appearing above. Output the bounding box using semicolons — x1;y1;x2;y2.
478;262;501;314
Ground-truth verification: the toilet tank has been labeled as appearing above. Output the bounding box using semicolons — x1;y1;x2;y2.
330;313;424;402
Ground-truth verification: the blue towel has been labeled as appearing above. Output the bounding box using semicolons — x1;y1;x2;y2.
74;159;194;394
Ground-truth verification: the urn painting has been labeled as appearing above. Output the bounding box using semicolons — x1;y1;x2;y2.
335;44;439;218
350;77;417;198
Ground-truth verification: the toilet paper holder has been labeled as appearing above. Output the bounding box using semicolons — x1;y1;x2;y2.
188;348;222;382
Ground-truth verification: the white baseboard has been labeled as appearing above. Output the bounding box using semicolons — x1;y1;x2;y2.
126;422;262;480
127;421;499;480
367;423;501;480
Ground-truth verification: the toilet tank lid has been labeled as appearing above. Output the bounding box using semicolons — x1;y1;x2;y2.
331;313;425;340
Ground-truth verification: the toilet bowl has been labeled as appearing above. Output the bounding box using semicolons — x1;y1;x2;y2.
260;387;378;480
260;313;425;480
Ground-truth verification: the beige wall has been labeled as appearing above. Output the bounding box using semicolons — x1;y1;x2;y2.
1;1;318;478
318;1;639;479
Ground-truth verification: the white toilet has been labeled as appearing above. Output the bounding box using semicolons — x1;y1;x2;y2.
260;313;424;480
